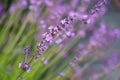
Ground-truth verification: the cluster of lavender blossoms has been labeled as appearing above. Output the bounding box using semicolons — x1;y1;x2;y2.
17;0;120;79
69;22;120;68
19;16;75;72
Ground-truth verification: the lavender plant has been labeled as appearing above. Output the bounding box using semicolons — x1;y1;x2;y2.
0;0;120;80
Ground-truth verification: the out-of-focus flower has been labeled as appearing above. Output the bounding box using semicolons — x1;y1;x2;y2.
17;0;28;9
9;3;16;13
41;57;48;65
59;72;65;77
0;4;3;15
0;4;3;10
107;54;118;69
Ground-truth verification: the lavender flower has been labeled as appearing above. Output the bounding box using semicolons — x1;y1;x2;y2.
41;57;48;65
81;0;107;24
107;54;118;69
55;38;62;44
18;46;31;72
24;46;31;61
59;72;65;77
34;17;75;59
89;0;107;15
69;22;120;68
0;4;3;15
17;0;28;9
9;3;17;13
19;62;30;72
17;1;118;79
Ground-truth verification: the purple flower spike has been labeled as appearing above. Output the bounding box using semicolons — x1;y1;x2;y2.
19;62;30;72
